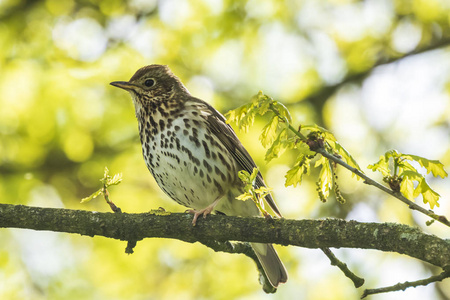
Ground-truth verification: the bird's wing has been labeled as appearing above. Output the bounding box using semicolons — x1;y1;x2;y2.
192;98;282;217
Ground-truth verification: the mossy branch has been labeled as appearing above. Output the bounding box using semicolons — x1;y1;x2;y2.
1;203;449;297
0;203;449;268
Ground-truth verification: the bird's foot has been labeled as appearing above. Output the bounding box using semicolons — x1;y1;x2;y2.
186;199;220;226
186;206;214;226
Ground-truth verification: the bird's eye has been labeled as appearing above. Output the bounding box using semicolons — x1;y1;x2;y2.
144;79;155;87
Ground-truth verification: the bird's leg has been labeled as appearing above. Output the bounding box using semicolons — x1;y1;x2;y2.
187;198;221;226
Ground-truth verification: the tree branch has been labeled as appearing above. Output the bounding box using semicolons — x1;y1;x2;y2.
361;269;450;299
0;203;449;269
268;107;450;228
321;247;365;288
314;147;450;227
314;148;450;227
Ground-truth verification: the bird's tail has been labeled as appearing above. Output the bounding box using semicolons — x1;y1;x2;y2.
251;243;288;288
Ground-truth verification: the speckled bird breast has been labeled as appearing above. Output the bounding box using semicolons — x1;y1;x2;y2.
137;103;237;209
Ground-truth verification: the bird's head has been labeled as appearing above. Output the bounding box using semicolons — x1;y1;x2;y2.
110;64;188;103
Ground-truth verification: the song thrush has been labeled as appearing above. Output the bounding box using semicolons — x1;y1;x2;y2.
110;65;288;288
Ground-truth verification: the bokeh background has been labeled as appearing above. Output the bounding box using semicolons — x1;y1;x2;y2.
1;0;449;299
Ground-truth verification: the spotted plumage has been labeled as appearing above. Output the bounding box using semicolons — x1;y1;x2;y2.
110;64;287;288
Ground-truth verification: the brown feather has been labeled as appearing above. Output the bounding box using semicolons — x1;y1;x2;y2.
191;97;283;217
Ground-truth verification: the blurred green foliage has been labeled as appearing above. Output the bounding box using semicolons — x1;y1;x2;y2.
1;0;450;299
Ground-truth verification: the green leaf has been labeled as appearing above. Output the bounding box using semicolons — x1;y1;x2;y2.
238;170;251;186
385;149;400;160
100;167;110;185
328;140;362;172
226;92;280;133
414;178;440;208
108;173;123;186
396;160;417;173
265;128;289;162
236;192;252;201
421;186;440;209
399;170;422;181
284;145;314;188
301;124;333;137
237;168;259;193
254;91;273;116
225;103;253;131
260;115;279;147
402;154;448;178
285;163;307;187
399;177;415;200
368;155;391;177
237;108;256;132
80;188;103;203
249;167;259;184
272;101;292;123
254;186;272;193
285;165;302;187
100;167;122;188
314;155;327;168
399;170;443;208
254;186;272;198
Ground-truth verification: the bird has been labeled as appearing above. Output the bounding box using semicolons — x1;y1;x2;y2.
110;64;288;288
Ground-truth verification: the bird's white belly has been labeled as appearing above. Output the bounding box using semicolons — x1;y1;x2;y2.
143;117;235;209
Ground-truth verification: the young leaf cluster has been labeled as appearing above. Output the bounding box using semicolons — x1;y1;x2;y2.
227;92;361;203
236;168;272;216
301;125;361;203
81;167;123;203
368;150;448;208
226;91;295;162
226;91;292;133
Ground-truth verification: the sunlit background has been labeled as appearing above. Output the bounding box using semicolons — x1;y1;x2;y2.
1;0;449;299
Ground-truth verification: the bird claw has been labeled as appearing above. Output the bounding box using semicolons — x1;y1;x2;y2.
185;199;220;226
186;207;214;226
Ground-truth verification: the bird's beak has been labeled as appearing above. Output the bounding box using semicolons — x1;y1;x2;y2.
110;81;137;91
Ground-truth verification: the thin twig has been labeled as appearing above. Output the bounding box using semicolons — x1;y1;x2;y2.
103;187;122;213
321;247;365;288
361;269;450;299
